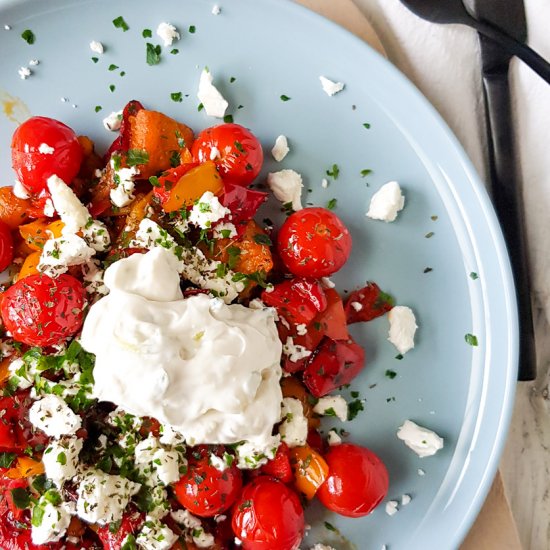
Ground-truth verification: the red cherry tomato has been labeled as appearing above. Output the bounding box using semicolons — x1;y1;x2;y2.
231;476;305;550
262;278;327;325
221;182;268;226
259;442;293;483
277;207;352;278
0;221;14;272
1;274;87;347
317;443;389;517
344;282;394;323
173;447;242;517
303;337;365;397
97;510;144;550
11;116;83;194
191;123;263;186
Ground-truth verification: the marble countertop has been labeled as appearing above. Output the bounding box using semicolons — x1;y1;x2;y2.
352;1;550;548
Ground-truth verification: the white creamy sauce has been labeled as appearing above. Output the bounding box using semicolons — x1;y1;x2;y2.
81;248;283;447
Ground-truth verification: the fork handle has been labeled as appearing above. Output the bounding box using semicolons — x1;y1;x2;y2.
481;60;537;380
475;19;550;84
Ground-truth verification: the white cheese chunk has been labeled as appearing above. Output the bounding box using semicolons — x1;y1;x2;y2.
31;497;74;545
388;305;417;355
401;493;412;506
13;180;30;199
110;165;139;207
136;516;178;550
309;545;337;550
38;143;55;154
43;198;55;217
38;234;96;278
156;22;180;47
271;135;289;162
89;40;104;54
103;110;122;131
397;420;444;458
235;435;280;469
313;395;348;422
189;191;230;229
47;175;91;234
197;68;229;118
18;66;31;79
81;219;111;252
29;395;82;438
211;5;221;15
134;435;183;486
282;336;311;362
213;222;237;239
327;429;342;446
42;436;83;487
171;509;215;548
367;181;405;222
279;397;308;448
75;469;141;525
319;76;345;96
267;169;303;211
385;500;399;516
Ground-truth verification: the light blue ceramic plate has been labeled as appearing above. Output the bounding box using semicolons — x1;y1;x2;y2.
0;0;518;548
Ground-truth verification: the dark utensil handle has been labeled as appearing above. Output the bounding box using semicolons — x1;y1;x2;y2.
476;19;550;84
482;66;536;381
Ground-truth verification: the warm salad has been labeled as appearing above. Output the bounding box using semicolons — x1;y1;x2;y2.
0;102;402;550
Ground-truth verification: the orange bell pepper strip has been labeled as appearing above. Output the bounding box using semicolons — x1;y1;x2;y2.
17;251;42;280
0;187;31;229
18;219;52;251
162;161;223;212
289;444;329;500
5;456;45;479
0;357;10;387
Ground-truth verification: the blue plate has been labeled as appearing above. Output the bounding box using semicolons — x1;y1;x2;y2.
0;0;517;548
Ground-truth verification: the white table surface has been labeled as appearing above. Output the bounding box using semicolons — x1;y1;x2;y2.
352;1;550;548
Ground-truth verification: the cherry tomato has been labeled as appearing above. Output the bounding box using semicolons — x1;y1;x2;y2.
317;443;389;517
231;476;305;550
97;510;144;550
259;442;293;483
1;274;87;347
11;116;83;194
173;446;242;517
277;207;352;278
0;221;13;272
191;123;263;186
344;282;394;323
262;278;327;325
303;337;365;397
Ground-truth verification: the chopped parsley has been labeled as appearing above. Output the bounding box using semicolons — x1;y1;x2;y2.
188;25;196;33
94;105;103;113
170;48;179;55
56;452;67;465
425;231;435;239
109;84;116;93
142;28;152;38
385;369;397;379
347;399;365;421
470;272;479;280
126;149;149;167
423;267;433;273
230;76;236;83
113;16;130;32
360;169;373;177
146;43;162;66
91;57;99;63
324;521;340;533
326;198;337;210
108;64;119;71
10;487;30;509
280;94;291;101
0;452;17;468
253;233;272;246
326;163;340;179
171;92;183;102
363;122;371;129
395;354;404;360
21;29;35;44
223;114;234;123
465;333;478;346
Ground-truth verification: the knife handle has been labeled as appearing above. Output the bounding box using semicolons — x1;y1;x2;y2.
482;67;536;381
476;19;550;85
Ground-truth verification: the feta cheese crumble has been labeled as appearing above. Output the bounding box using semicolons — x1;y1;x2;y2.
279;397;308;447
18;66;31;79
103;110;123;131
136;516;178;550
313;395;348;422
13;179;30;199
89;40;104;54
367;181;405;222
31;496;74;545
282;336;312;362
134;435;183;486
267;169;303;211
385;500;399;516
171;509;215;548
42;436;83;487
47;175;90;234
388;306;417;355
397;420;444;457
319;75;345;96
38;143;55;154
75;469;141;524
29;394;82;438
189;191;230;229
327;429;342;446
156;22;180;47
401;493;412;506
110;164;138;207
211;4;221;15
271;135;289;162
38;234;96;278
197;68;229;118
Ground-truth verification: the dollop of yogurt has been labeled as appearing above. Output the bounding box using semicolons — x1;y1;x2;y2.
81;248;283;447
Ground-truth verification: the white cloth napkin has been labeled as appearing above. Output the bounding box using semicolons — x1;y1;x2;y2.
354;0;550;325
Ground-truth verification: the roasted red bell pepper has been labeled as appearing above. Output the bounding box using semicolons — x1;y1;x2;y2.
344;282;394;324
260;442;293;483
